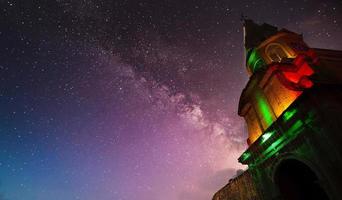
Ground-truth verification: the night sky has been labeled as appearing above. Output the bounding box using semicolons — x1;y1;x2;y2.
0;0;341;200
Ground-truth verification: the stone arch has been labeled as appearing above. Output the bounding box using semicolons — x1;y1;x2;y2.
272;157;330;200
269;153;324;182
265;43;289;62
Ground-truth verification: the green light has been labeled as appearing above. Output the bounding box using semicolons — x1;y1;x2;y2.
269;136;283;150
256;94;274;126
283;108;298;122
261;131;274;144
244;120;304;165
247;50;257;65
287;120;303;136
256;120;304;164
247;49;265;73
241;152;251;161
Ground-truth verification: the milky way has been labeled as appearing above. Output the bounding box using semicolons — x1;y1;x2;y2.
0;1;341;200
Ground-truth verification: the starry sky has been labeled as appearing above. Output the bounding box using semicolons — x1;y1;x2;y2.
0;0;341;200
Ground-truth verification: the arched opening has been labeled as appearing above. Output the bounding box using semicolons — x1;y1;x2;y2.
274;159;329;200
266;43;288;62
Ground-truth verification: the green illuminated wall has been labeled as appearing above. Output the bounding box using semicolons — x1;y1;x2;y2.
255;90;275;130
247;48;265;73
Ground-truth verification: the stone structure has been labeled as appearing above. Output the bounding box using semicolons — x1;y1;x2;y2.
213;19;342;200
212;171;261;200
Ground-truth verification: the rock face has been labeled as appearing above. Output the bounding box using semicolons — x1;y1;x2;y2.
212;20;342;200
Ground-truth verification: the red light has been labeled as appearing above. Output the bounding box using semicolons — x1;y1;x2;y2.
293;54;306;67
269;53;315;91
298;77;314;88
283;72;301;83
296;62;314;76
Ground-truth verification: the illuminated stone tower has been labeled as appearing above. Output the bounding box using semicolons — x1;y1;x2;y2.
213;19;342;200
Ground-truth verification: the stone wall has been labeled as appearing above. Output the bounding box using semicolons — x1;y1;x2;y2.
212;170;261;200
